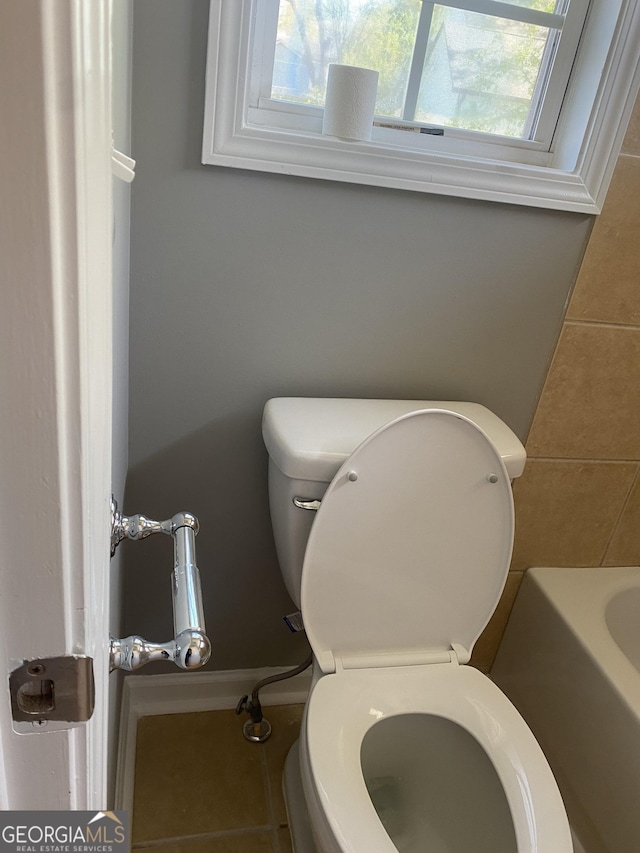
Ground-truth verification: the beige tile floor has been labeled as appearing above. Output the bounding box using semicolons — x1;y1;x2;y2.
132;704;304;853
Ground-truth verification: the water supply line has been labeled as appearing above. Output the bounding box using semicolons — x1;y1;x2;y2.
236;652;313;742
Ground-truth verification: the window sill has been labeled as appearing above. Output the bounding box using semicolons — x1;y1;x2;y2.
205;119;598;211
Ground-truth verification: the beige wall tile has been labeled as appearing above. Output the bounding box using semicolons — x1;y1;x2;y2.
621;92;640;156
471;571;523;672
527;323;640;459
133;710;269;842
567;156;640;325
604;468;640;565
510;459;637;571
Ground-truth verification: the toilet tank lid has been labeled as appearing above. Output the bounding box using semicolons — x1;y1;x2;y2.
262;398;526;482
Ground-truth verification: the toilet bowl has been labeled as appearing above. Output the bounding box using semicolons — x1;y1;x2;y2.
300;665;569;852
262;398;571;853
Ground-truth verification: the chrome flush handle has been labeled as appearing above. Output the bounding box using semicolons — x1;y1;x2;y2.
293;497;322;511
109;497;211;672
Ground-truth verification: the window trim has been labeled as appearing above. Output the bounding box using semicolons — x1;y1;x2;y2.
202;0;640;213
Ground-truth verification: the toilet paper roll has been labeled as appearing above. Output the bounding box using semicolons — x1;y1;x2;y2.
322;64;379;141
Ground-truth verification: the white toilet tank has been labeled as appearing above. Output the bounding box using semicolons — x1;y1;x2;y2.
262;398;526;608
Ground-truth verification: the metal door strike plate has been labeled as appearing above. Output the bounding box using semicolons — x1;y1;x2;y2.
9;655;95;727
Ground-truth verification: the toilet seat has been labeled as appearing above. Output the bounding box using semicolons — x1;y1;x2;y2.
301;409;514;673
296;409;571;852
303;663;572;853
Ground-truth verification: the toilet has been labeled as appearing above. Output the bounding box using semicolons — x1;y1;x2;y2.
262;398;572;853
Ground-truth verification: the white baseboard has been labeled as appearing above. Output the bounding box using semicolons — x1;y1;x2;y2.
114;666;311;813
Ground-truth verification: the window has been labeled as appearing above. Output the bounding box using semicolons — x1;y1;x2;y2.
258;0;585;147
202;0;640;212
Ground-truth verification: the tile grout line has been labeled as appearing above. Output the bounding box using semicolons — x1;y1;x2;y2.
259;743;283;853
132;825;275;848
563;318;640;332
599;463;640;566
526;456;640;465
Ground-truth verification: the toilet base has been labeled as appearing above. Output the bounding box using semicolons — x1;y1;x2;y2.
283;739;318;853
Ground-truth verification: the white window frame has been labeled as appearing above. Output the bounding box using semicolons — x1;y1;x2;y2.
202;0;640;213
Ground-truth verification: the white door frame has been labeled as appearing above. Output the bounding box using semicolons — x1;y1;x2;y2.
0;0;112;807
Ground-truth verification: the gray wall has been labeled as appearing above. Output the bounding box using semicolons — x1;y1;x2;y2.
110;0;132;803
124;0;593;671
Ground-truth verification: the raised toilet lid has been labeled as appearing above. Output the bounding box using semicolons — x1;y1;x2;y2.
300;409;515;673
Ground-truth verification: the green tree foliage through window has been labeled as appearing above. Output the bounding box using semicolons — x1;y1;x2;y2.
343;1;421;117
272;0;565;138
274;0;421;117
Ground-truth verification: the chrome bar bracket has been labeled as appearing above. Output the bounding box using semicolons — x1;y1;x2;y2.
109;496;211;672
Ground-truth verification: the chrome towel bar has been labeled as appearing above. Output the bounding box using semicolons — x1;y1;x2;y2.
109;497;211;672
